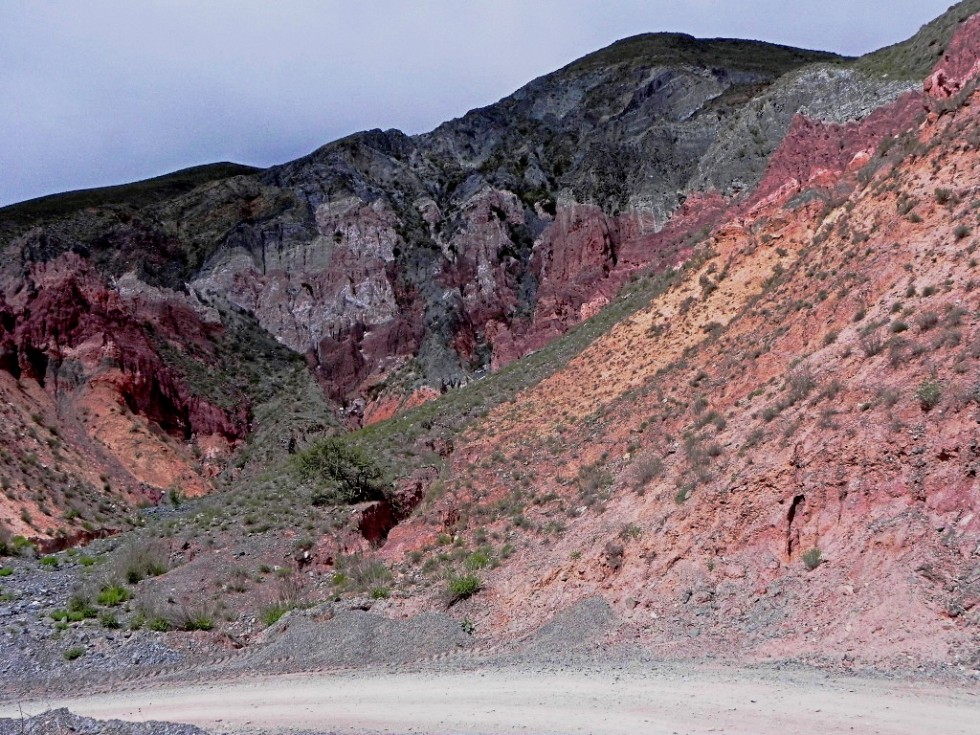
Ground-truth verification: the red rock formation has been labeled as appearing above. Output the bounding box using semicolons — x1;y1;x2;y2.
925;13;980;99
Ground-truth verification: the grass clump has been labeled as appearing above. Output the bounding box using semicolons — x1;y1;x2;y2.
147;616;172;632
464;549;493;571
96;585;131;607
802;548;823;570
446;574;481;604
259;603;291;626
63;646;85;661
333;554;392;593
915;378;942;410
116;540;169;584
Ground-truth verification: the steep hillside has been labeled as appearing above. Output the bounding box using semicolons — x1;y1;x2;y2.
0;33;870;542
0;5;978;679
363;14;980;667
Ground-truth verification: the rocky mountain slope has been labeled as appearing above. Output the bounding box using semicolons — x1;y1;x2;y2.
0;14;926;542
0;0;979;680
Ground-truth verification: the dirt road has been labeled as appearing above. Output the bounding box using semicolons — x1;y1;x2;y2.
2;664;978;734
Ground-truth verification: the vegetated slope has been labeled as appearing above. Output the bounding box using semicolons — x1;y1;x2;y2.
53;7;980;677
0;9;977;674
0;32;876;545
370;15;980;668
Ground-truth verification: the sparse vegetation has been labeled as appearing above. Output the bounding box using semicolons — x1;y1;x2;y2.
802;548;823;570
117;540;169;584
260;603;291;626
97;585;131;607
915;378;942;410
446;574;481;604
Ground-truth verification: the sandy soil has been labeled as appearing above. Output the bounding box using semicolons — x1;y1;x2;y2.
2;664;978;735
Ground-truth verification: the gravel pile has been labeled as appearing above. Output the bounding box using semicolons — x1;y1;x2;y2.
0;709;208;735
242;606;473;671
506;596;616;664
0;550;185;697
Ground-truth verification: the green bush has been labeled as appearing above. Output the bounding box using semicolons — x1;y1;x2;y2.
464;550;492;570
147;616;172;632
295;437;387;506
259;603;290;626
10;536;34;557
333;554;392;591
446;574;481;603
916;378;942;410
0;567;12;577
63;646;85;661
99;611;120;629
97;585;131;607
177;613;213;631
802;548;823;570
67;594;97;620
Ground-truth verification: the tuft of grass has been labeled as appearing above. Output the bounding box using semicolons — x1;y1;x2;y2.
802;548;823;570
177;613;214;632
446;574;482;604
619;524;642;541
147;616;172;632
915;378;942;410
259;604;291;626
464;550;493;571
96;585;131;607
63;646;85;661
116;540;169;584
66;594;97;621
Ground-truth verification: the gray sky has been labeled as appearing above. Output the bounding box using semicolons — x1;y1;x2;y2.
0;0;959;207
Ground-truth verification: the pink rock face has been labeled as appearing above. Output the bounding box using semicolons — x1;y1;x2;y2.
528;204;617;338
0;254;248;440
747;91;924;210
925;14;980;99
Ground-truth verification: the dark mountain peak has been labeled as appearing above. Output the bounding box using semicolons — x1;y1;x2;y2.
563;31;845;76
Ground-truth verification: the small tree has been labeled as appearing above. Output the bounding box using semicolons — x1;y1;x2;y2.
295;438;387;506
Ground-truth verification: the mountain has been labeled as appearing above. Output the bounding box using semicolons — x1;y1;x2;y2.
0;0;978;675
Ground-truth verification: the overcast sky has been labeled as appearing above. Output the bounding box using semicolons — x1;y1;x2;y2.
0;0;959;207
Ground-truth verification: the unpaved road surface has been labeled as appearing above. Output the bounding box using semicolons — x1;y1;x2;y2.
2;665;978;735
